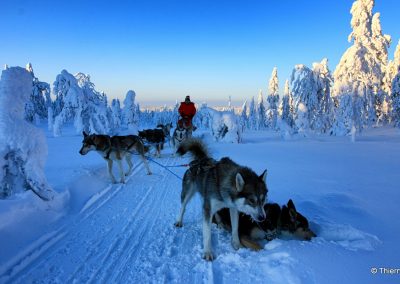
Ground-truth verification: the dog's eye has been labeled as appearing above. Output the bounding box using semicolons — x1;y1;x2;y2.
248;198;256;205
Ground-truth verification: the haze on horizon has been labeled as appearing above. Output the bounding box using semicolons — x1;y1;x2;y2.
1;0;399;106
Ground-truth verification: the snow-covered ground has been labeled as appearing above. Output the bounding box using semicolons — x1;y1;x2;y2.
1;125;400;283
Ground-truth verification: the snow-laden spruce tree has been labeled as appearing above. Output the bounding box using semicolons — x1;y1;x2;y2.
0;66;55;200
110;98;122;134
391;70;400;127
312;58;334;133
248;96;257;130
267;67;279;130
53;70;83;136
256;90;267;130
371;13;391;123
53;71;111;136
333;0;389;134
239;100;248;132
76;73;110;134
279;79;294;129
24;63;51;124
123;90;139;131
290;64;319;134
383;40;400;122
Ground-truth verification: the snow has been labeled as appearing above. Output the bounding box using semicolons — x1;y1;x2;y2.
0;124;399;283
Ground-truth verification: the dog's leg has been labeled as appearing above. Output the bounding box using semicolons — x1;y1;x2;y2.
117;159;125;183
139;154;152;175
107;159;117;184
174;180;195;227
202;203;214;261
229;208;242;250
125;153;133;176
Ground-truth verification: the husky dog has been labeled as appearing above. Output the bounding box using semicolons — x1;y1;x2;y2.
79;132;152;183
157;122;173;145
174;139;268;261
138;129;165;157
213;199;316;251
171;123;190;153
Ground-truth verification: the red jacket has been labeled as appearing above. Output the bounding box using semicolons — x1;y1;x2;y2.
178;102;196;119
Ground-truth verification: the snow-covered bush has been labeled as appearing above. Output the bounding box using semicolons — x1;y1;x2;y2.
205;107;241;143
0;66;55;200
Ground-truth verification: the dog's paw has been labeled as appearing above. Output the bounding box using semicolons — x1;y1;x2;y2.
202;251;214;261
174;221;183;228
232;239;243;250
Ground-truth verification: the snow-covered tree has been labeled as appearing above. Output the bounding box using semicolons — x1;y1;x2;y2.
52;70;83;136
256;90;267;130
290;64;318;134
371;13;391;123
0;66;55;200
279;79;294;128
205;107;242;143
76;73;110;134
53;70;111;136
248;96;257;130
267;67;279;129
333;0;388;134
24;63;51;124
123;90;139;131
239;100;248;132
383;40;400;122
392;72;400;127
110;98;122;134
312;58;334;133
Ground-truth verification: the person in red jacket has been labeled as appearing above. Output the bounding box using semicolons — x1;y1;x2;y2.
178;96;196;131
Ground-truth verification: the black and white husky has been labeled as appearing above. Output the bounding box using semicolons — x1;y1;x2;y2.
79;132;152;183
171;123;191;153
174;139;268;261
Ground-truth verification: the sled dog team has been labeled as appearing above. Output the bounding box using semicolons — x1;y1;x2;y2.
79;126;316;261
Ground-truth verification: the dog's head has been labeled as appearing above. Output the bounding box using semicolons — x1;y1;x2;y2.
79;131;96;155
280;199;316;241
233;169;268;222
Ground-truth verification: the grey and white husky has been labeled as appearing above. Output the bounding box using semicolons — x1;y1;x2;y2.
79;132;152;183
174;139;268;261
171;123;191;153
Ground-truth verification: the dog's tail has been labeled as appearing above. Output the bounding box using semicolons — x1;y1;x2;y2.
176;138;209;161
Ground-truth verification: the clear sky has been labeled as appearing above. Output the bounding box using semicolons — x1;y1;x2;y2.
0;0;399;107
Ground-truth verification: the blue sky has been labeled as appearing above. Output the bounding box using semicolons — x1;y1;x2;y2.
0;0;399;106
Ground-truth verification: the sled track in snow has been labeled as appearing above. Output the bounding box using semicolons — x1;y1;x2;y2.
0;160;147;283
1;154;221;284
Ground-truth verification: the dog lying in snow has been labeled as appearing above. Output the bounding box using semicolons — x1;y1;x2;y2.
213;199;316;250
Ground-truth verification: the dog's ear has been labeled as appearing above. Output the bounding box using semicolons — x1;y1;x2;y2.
235;173;245;192
287;199;296;211
83;131;88;137
259;169;267;184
